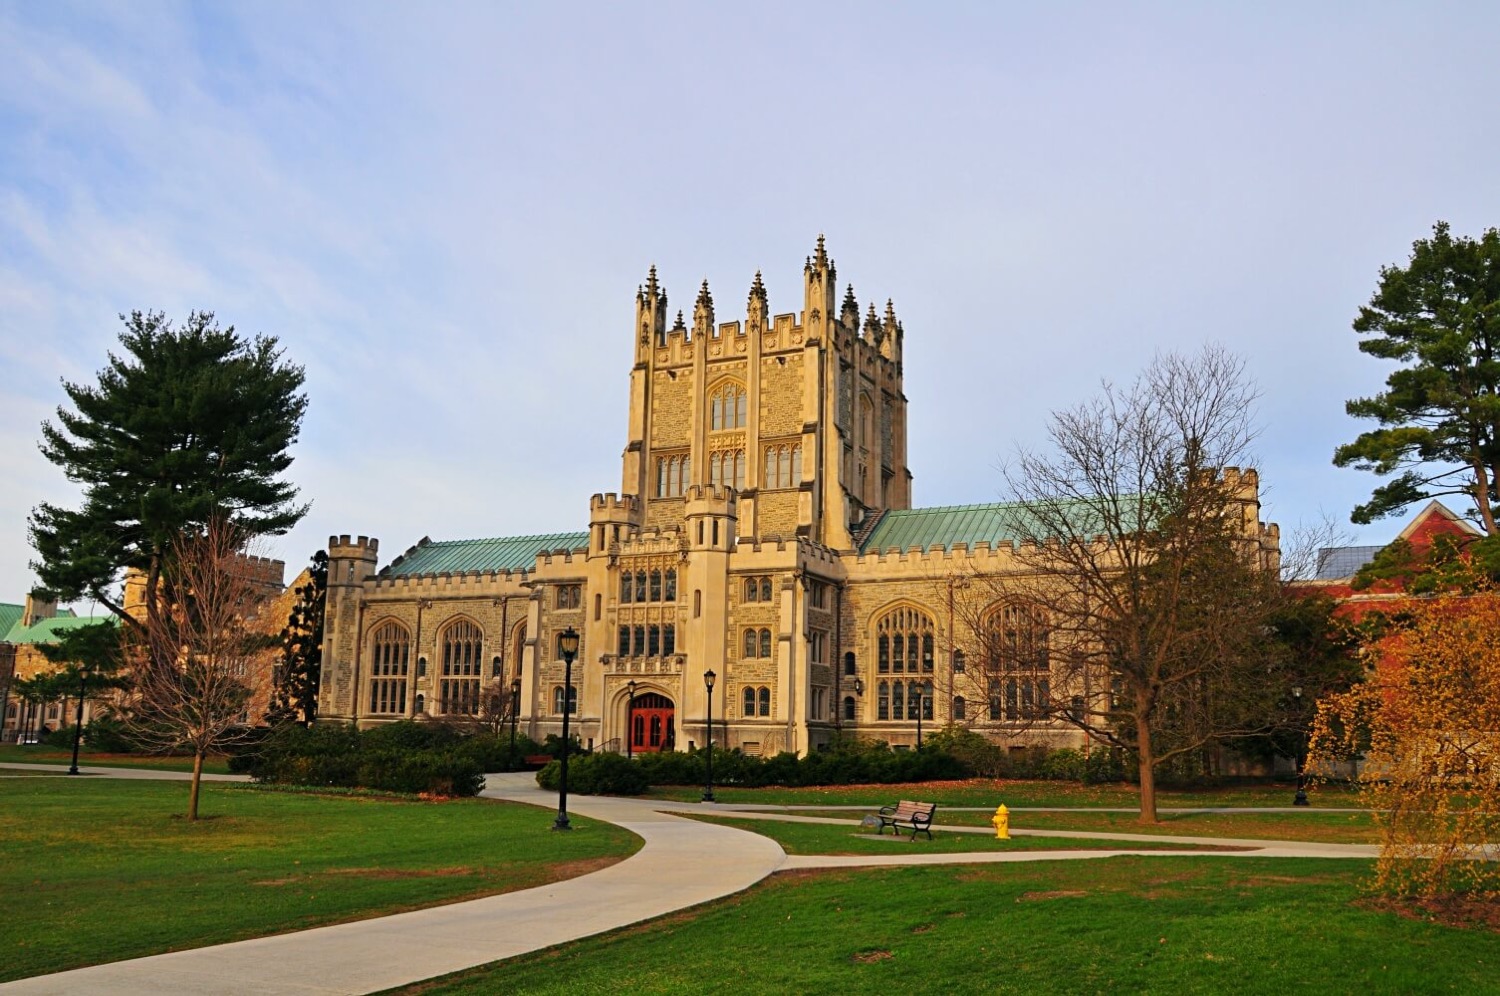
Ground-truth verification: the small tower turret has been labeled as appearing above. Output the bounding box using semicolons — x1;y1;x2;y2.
865;302;884;348
840;285;859;333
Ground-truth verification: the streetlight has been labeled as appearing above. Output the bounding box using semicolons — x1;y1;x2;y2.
67;663;92;776
702;669;716;803
1292;685;1309;806
552;627;580;831
914;680;931;748
509;676;522;766
626;679;637;760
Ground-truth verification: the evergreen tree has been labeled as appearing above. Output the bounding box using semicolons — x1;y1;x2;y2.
266;550;327;727
29;311;309;633
1334;221;1500;531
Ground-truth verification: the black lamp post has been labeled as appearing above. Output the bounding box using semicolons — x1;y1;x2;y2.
1292;685;1309;806
626;679;637;760
702;669;716;803
553;627;580;831
914;680;931;749
67;664;91;776
509;676;522;765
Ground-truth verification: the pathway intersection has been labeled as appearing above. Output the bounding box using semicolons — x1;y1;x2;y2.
0;765;1378;995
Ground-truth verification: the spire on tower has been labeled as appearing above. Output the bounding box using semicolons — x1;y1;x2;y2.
885;299;897;328
693;278;716;336
866;302;885;345
647;264;659;297
814;233;829;269
841;284;859;330
749;270;767;309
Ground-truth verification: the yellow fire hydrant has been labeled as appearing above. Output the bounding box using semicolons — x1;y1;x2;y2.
992;804;1010;840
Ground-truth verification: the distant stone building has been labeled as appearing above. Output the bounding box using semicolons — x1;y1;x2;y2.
317;238;1281;756
0;595;112;742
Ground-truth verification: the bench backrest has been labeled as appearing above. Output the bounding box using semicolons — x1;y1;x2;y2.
891;800;935;819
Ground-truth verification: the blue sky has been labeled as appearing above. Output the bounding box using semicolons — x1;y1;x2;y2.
3;1;1498;602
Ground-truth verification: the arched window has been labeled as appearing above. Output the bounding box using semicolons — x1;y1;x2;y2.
953;649;966;673
989;603;1051;673
368;620;410;714
953;696;966;720
648;624;660;657
744;578;759;602
710;381;748;430
760;577;772;601
844;651;856;676
553;685;577;714
892;679;905;720
633;625;645;657
763;443;803;489
636;570;648;602
877;681;890;720
710;449;746;490
439;619;484;715
664;570;677;601
743;686;756;716
758;686;771;717
655;453;691;498
843;695;857;720
759;628;772;659
743;629;758;658
694;589;702;617
650;570;662;601
662;624;676;655
874;605;936;677
620;572;633;603
618;625;631;657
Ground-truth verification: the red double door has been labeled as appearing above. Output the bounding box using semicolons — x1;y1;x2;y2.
629;692;675;753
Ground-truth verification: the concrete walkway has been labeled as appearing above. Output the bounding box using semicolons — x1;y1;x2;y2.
0;767;1379;995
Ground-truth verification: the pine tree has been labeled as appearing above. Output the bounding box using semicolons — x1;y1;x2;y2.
29;310;308;634
266;550;327;727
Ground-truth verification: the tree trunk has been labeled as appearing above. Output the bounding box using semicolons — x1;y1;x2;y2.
187;750;203;822
1135;710;1159;824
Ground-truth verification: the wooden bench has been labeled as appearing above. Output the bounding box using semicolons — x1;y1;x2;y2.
523;754;554;768
877;800;937;840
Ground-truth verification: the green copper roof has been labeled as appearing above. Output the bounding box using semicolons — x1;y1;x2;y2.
3;613;116;645
382;532;589;577
0;603;23;638
859;503;1037;554
858;499;1125;555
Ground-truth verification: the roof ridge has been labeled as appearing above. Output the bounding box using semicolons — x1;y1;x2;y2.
423;530;588;547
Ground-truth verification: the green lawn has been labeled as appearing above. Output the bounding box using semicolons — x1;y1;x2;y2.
648;779;1359;809
0;778;640;982
0;743;232;773
400;857;1499;994
685;814;1242;854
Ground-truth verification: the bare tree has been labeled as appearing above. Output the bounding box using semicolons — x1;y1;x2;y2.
121;518;277;820
970;345;1283;822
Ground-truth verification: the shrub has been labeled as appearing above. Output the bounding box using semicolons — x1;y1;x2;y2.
357;749;485;797
42;725;75;749
82;716;138;753
534;751;649;795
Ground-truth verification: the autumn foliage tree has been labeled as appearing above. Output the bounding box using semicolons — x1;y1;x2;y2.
1311;586;1500;897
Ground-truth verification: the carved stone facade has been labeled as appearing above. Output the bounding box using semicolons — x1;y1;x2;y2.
317;238;1280;756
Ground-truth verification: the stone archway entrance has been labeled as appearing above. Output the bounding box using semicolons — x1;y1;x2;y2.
629;692;676;753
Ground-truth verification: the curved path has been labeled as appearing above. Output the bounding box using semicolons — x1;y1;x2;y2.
1;766;1376;995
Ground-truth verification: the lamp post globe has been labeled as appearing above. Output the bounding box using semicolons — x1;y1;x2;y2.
552;627;581;831
702;669;716;803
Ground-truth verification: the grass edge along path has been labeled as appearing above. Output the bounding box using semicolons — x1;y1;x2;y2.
0;777;640;983
391;856;1500;995
682;812;1249;855
0;744;232;773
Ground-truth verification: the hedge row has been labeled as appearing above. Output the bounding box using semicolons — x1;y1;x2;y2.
230;721;536;797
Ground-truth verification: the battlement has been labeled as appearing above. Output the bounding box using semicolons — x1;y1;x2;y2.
684;484;738;507
329;534;380;557
590;493;639;514
233;554;286;590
